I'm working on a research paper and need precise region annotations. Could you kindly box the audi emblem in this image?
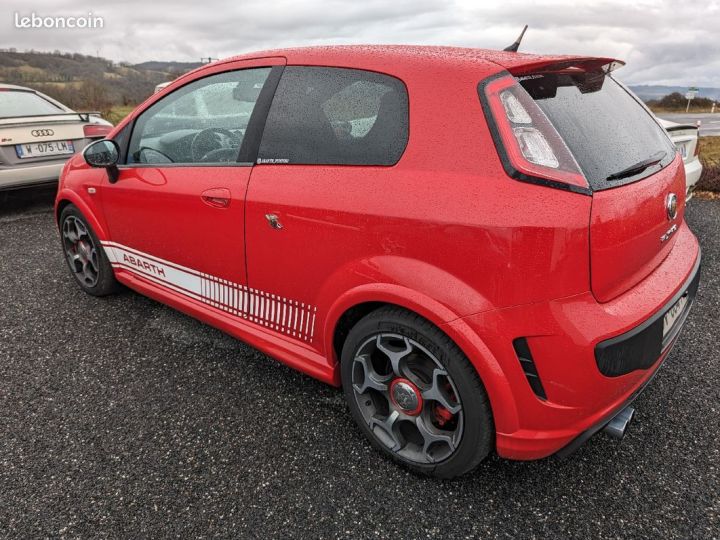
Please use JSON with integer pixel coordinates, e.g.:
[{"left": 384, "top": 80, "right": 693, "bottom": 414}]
[{"left": 31, "top": 129, "right": 54, "bottom": 137}]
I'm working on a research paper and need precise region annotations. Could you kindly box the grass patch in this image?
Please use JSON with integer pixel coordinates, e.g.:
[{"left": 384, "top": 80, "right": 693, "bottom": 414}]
[
  {"left": 699, "top": 137, "right": 720, "bottom": 166},
  {"left": 698, "top": 137, "right": 720, "bottom": 192},
  {"left": 104, "top": 105, "right": 135, "bottom": 125},
  {"left": 695, "top": 191, "right": 720, "bottom": 200}
]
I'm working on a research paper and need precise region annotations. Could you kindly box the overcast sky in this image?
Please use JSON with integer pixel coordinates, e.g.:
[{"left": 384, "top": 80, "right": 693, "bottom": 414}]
[{"left": 2, "top": 0, "right": 718, "bottom": 86}]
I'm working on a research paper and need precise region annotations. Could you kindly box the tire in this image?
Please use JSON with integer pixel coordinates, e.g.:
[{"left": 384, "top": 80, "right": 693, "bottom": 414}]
[
  {"left": 340, "top": 306, "right": 494, "bottom": 478},
  {"left": 59, "top": 204, "right": 119, "bottom": 296}
]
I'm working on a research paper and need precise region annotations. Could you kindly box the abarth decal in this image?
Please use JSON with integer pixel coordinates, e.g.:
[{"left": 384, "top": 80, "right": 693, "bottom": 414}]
[{"left": 101, "top": 241, "right": 317, "bottom": 342}]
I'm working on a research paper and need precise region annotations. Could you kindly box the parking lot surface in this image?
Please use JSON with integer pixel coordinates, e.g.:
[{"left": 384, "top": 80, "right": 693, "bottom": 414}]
[{"left": 0, "top": 188, "right": 718, "bottom": 539}]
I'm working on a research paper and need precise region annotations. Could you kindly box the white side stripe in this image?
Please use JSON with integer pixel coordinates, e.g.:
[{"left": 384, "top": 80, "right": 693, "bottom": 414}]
[{"left": 102, "top": 242, "right": 317, "bottom": 343}]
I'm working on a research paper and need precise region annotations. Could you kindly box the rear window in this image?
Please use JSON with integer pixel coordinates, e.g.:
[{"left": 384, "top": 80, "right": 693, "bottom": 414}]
[
  {"left": 258, "top": 67, "right": 409, "bottom": 166},
  {"left": 519, "top": 73, "right": 675, "bottom": 190},
  {"left": 0, "top": 90, "right": 64, "bottom": 118}
]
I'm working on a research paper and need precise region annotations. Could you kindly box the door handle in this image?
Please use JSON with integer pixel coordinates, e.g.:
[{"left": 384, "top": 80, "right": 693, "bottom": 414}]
[
  {"left": 265, "top": 213, "right": 283, "bottom": 230},
  {"left": 201, "top": 188, "right": 231, "bottom": 208}
]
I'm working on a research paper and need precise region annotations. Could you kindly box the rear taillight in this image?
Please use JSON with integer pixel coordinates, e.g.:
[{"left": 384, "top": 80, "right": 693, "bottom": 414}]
[
  {"left": 83, "top": 124, "right": 112, "bottom": 138},
  {"left": 694, "top": 140, "right": 700, "bottom": 157},
  {"left": 480, "top": 74, "right": 590, "bottom": 194}
]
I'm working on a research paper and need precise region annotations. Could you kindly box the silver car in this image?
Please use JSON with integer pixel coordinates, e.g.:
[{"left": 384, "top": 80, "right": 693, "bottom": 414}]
[{"left": 0, "top": 84, "right": 113, "bottom": 191}]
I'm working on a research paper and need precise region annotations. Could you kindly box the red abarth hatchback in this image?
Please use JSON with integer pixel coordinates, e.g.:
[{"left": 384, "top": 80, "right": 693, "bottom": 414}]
[{"left": 55, "top": 46, "right": 701, "bottom": 478}]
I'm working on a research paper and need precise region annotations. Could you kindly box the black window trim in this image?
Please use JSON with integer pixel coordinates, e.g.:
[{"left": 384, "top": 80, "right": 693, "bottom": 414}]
[
  {"left": 238, "top": 65, "right": 284, "bottom": 163},
  {"left": 116, "top": 65, "right": 283, "bottom": 169}
]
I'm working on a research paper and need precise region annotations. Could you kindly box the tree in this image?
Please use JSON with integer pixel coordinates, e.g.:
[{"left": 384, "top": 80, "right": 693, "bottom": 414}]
[{"left": 77, "top": 79, "right": 113, "bottom": 114}]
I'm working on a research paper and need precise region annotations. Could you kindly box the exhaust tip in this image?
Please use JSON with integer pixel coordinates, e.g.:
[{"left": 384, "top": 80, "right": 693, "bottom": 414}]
[{"left": 603, "top": 406, "right": 635, "bottom": 440}]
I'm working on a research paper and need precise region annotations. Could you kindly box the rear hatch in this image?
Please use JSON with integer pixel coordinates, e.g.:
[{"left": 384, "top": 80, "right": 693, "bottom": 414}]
[{"left": 505, "top": 60, "right": 683, "bottom": 302}]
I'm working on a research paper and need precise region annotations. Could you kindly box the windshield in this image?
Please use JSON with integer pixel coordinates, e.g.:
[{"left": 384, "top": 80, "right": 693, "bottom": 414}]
[
  {"left": 519, "top": 73, "right": 675, "bottom": 190},
  {"left": 0, "top": 90, "right": 65, "bottom": 119}
]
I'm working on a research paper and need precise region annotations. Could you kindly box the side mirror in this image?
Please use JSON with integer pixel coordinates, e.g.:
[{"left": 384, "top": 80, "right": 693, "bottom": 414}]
[{"left": 83, "top": 139, "right": 120, "bottom": 183}]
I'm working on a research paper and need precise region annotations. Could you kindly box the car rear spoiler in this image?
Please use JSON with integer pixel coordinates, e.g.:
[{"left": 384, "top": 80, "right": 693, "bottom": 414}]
[
  {"left": 508, "top": 57, "right": 625, "bottom": 77},
  {"left": 0, "top": 111, "right": 102, "bottom": 126},
  {"left": 664, "top": 124, "right": 699, "bottom": 132}
]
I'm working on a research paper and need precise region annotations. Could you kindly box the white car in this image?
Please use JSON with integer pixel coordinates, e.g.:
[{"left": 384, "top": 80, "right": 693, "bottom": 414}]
[
  {"left": 659, "top": 118, "right": 703, "bottom": 200},
  {"left": 154, "top": 81, "right": 171, "bottom": 94},
  {"left": 0, "top": 84, "right": 113, "bottom": 191}
]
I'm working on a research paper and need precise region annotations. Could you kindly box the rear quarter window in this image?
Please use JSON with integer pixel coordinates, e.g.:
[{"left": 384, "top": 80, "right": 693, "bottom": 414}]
[
  {"left": 258, "top": 67, "right": 409, "bottom": 166},
  {"left": 0, "top": 90, "right": 64, "bottom": 118}
]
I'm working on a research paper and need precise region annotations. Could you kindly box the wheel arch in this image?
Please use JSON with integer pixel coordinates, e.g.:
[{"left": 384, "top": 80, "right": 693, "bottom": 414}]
[
  {"left": 55, "top": 189, "right": 109, "bottom": 241},
  {"left": 325, "top": 286, "right": 520, "bottom": 435},
  {"left": 55, "top": 198, "right": 72, "bottom": 222}
]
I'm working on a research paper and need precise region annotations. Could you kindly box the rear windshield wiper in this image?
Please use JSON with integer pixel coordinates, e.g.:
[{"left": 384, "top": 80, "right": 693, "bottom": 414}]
[{"left": 606, "top": 151, "right": 666, "bottom": 181}]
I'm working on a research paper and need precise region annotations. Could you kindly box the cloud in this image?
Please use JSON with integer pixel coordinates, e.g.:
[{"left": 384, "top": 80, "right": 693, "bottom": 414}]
[{"left": 1, "top": 0, "right": 717, "bottom": 86}]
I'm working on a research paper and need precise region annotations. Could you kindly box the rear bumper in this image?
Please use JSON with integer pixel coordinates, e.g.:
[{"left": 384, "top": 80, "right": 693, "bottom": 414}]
[
  {"left": 556, "top": 252, "right": 700, "bottom": 458},
  {"left": 455, "top": 222, "right": 701, "bottom": 460},
  {"left": 684, "top": 157, "right": 702, "bottom": 200},
  {"left": 594, "top": 255, "right": 701, "bottom": 378},
  {"left": 0, "top": 161, "right": 64, "bottom": 190}
]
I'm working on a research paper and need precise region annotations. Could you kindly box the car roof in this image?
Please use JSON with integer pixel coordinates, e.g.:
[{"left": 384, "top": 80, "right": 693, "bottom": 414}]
[
  {"left": 186, "top": 45, "right": 620, "bottom": 78},
  {"left": 230, "top": 45, "right": 603, "bottom": 67}
]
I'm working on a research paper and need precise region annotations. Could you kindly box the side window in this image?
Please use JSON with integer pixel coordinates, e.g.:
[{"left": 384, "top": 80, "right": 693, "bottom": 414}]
[
  {"left": 127, "top": 68, "right": 271, "bottom": 165},
  {"left": 258, "top": 67, "right": 408, "bottom": 166}
]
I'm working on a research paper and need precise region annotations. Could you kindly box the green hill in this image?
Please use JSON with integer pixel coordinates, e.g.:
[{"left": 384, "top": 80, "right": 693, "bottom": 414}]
[{"left": 0, "top": 50, "right": 201, "bottom": 114}]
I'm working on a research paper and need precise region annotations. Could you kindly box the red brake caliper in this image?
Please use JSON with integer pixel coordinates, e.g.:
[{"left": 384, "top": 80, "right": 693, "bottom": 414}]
[
  {"left": 433, "top": 403, "right": 454, "bottom": 427},
  {"left": 433, "top": 383, "right": 457, "bottom": 427}
]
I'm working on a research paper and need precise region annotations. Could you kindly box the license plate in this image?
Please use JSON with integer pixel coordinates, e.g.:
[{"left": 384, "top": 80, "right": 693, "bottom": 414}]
[
  {"left": 663, "top": 294, "right": 688, "bottom": 338},
  {"left": 15, "top": 140, "right": 75, "bottom": 159}
]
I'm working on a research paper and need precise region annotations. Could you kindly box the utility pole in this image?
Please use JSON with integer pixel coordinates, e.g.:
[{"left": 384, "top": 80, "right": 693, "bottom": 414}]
[{"left": 685, "top": 87, "right": 698, "bottom": 113}]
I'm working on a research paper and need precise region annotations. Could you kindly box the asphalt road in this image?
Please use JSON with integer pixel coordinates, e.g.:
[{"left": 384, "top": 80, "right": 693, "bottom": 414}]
[
  {"left": 0, "top": 188, "right": 718, "bottom": 539},
  {"left": 659, "top": 113, "right": 720, "bottom": 136}
]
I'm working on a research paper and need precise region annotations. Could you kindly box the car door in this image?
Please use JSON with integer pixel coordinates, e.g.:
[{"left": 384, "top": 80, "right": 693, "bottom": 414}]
[
  {"left": 100, "top": 58, "right": 284, "bottom": 309},
  {"left": 245, "top": 67, "right": 409, "bottom": 347}
]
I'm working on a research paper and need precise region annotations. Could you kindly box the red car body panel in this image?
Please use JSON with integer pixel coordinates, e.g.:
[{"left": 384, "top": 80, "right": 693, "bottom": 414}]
[
  {"left": 590, "top": 156, "right": 686, "bottom": 302},
  {"left": 101, "top": 166, "right": 250, "bottom": 286},
  {"left": 55, "top": 45, "right": 700, "bottom": 461},
  {"left": 456, "top": 222, "right": 698, "bottom": 458}
]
